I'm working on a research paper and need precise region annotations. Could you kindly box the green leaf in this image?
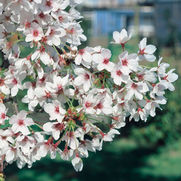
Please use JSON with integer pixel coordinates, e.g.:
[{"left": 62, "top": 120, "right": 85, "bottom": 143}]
[
  {"left": 0, "top": 51, "right": 3, "bottom": 67},
  {"left": 0, "top": 120, "right": 10, "bottom": 129},
  {"left": 16, "top": 90, "right": 29, "bottom": 111},
  {"left": 19, "top": 43, "right": 36, "bottom": 58}
]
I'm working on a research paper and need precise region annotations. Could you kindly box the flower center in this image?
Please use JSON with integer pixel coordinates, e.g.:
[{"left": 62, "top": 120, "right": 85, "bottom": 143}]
[
  {"left": 55, "top": 123, "right": 64, "bottom": 130},
  {"left": 103, "top": 58, "right": 109, "bottom": 65},
  {"left": 58, "top": 16, "right": 64, "bottom": 22},
  {"left": 122, "top": 59, "right": 128, "bottom": 66},
  {"left": 139, "top": 48, "right": 145, "bottom": 55},
  {"left": 85, "top": 102, "right": 92, "bottom": 108},
  {"left": 79, "top": 49, "right": 84, "bottom": 55},
  {"left": 12, "top": 78, "right": 18, "bottom": 85},
  {"left": 1, "top": 113, "right": 5, "bottom": 119},
  {"left": 18, "top": 119, "right": 24, "bottom": 126},
  {"left": 33, "top": 30, "right": 39, "bottom": 37},
  {"left": 46, "top": 0, "right": 52, "bottom": 7},
  {"left": 0, "top": 78, "right": 4, "bottom": 86},
  {"left": 116, "top": 70, "right": 122, "bottom": 76},
  {"left": 39, "top": 12, "right": 45, "bottom": 19},
  {"left": 55, "top": 106, "right": 59, "bottom": 114},
  {"left": 96, "top": 102, "right": 103, "bottom": 109},
  {"left": 131, "top": 83, "right": 138, "bottom": 89},
  {"left": 84, "top": 73, "right": 90, "bottom": 80}
]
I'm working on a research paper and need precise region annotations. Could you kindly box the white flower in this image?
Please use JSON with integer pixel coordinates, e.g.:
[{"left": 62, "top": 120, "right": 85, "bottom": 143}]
[
  {"left": 44, "top": 101, "right": 66, "bottom": 122},
  {"left": 160, "top": 69, "right": 178, "bottom": 91},
  {"left": 82, "top": 94, "right": 96, "bottom": 114},
  {"left": 125, "top": 81, "right": 149, "bottom": 101},
  {"left": 60, "top": 146, "right": 73, "bottom": 161},
  {"left": 16, "top": 135, "right": 35, "bottom": 156},
  {"left": 74, "top": 68, "right": 92, "bottom": 92},
  {"left": 112, "top": 29, "right": 131, "bottom": 47},
  {"left": 46, "top": 74, "right": 69, "bottom": 94},
  {"left": 45, "top": 25, "right": 66, "bottom": 46},
  {"left": 119, "top": 51, "right": 138, "bottom": 74},
  {"left": 34, "top": 0, "right": 42, "bottom": 3},
  {"left": 63, "top": 131, "right": 79, "bottom": 150},
  {"left": 51, "top": 10, "right": 70, "bottom": 24},
  {"left": 150, "top": 82, "right": 166, "bottom": 99},
  {"left": 40, "top": 0, "right": 60, "bottom": 14},
  {"left": 102, "top": 129, "right": 120, "bottom": 142},
  {"left": 5, "top": 147, "right": 17, "bottom": 164},
  {"left": 31, "top": 45, "right": 53, "bottom": 65},
  {"left": 43, "top": 122, "right": 64, "bottom": 140},
  {"left": 25, "top": 23, "right": 44, "bottom": 42},
  {"left": 111, "top": 65, "right": 129, "bottom": 86},
  {"left": 0, "top": 103, "right": 8, "bottom": 124},
  {"left": 138, "top": 38, "right": 156, "bottom": 62},
  {"left": 94, "top": 95, "right": 113, "bottom": 115},
  {"left": 93, "top": 48, "right": 114, "bottom": 72},
  {"left": 36, "top": 10, "right": 52, "bottom": 26},
  {"left": 71, "top": 155, "right": 83, "bottom": 172},
  {"left": 9, "top": 111, "right": 34, "bottom": 135},
  {"left": 156, "top": 58, "right": 170, "bottom": 77},
  {"left": 130, "top": 107, "right": 148, "bottom": 122},
  {"left": 0, "top": 77, "right": 10, "bottom": 95},
  {"left": 75, "top": 48, "right": 92, "bottom": 68},
  {"left": 64, "top": 22, "right": 87, "bottom": 46},
  {"left": 144, "top": 97, "right": 167, "bottom": 117},
  {"left": 5, "top": 71, "right": 26, "bottom": 97}
]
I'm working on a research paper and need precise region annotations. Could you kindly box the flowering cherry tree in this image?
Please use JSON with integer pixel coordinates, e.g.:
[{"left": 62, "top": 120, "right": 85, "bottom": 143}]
[{"left": 0, "top": 0, "right": 178, "bottom": 178}]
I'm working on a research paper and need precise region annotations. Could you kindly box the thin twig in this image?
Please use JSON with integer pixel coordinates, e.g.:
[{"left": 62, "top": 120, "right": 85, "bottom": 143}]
[{"left": 0, "top": 155, "right": 5, "bottom": 181}]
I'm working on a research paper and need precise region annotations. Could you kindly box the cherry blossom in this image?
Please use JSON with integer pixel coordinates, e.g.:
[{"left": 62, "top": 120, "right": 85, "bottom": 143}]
[
  {"left": 25, "top": 23, "right": 44, "bottom": 43},
  {"left": 125, "top": 81, "right": 149, "bottom": 100},
  {"left": 0, "top": 103, "right": 8, "bottom": 124},
  {"left": 74, "top": 68, "right": 92, "bottom": 92},
  {"left": 119, "top": 51, "right": 138, "bottom": 74},
  {"left": 138, "top": 38, "right": 156, "bottom": 62},
  {"left": 75, "top": 48, "right": 92, "bottom": 68},
  {"left": 112, "top": 29, "right": 131, "bottom": 48},
  {"left": 111, "top": 65, "right": 129, "bottom": 86},
  {"left": 93, "top": 48, "right": 114, "bottom": 72},
  {"left": 44, "top": 101, "right": 66, "bottom": 122},
  {"left": 43, "top": 121, "right": 64, "bottom": 140},
  {"left": 9, "top": 111, "right": 34, "bottom": 135},
  {"left": 71, "top": 155, "right": 83, "bottom": 172},
  {"left": 0, "top": 0, "right": 178, "bottom": 174}
]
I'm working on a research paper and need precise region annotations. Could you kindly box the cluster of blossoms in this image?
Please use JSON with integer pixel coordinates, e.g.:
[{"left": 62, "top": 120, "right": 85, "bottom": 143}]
[{"left": 0, "top": 0, "right": 178, "bottom": 173}]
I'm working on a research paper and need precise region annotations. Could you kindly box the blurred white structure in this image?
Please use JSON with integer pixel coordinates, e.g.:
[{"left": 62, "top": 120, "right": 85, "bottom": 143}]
[{"left": 82, "top": 0, "right": 155, "bottom": 38}]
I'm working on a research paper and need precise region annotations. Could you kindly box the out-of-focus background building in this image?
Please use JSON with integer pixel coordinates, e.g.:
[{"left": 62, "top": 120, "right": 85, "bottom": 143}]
[
  {"left": 5, "top": 1, "right": 181, "bottom": 181},
  {"left": 81, "top": 0, "right": 181, "bottom": 49}
]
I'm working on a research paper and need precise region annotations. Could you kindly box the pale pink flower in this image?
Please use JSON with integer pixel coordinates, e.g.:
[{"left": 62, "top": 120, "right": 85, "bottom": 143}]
[
  {"left": 9, "top": 111, "right": 34, "bottom": 135},
  {"left": 93, "top": 48, "right": 114, "bottom": 72},
  {"left": 43, "top": 122, "right": 64, "bottom": 140},
  {"left": 74, "top": 68, "right": 92, "bottom": 92},
  {"left": 72, "top": 155, "right": 83, "bottom": 172},
  {"left": 75, "top": 48, "right": 92, "bottom": 68},
  {"left": 138, "top": 38, "right": 156, "bottom": 62},
  {"left": 25, "top": 23, "right": 44, "bottom": 42},
  {"left": 125, "top": 81, "right": 149, "bottom": 101},
  {"left": 112, "top": 29, "right": 131, "bottom": 47},
  {"left": 119, "top": 51, "right": 138, "bottom": 74},
  {"left": 44, "top": 101, "right": 66, "bottom": 122},
  {"left": 111, "top": 65, "right": 129, "bottom": 86},
  {"left": 0, "top": 103, "right": 8, "bottom": 124}
]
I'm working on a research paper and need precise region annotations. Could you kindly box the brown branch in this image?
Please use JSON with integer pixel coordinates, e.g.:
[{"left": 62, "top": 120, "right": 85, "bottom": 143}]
[{"left": 0, "top": 155, "right": 5, "bottom": 181}]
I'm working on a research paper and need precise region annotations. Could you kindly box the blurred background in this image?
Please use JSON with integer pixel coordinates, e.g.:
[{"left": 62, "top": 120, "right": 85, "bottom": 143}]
[{"left": 5, "top": 0, "right": 181, "bottom": 180}]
